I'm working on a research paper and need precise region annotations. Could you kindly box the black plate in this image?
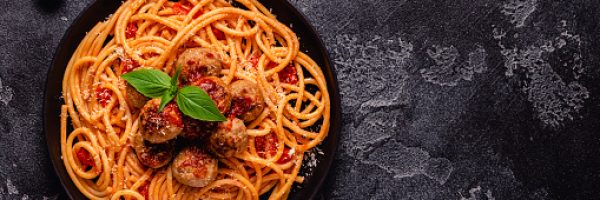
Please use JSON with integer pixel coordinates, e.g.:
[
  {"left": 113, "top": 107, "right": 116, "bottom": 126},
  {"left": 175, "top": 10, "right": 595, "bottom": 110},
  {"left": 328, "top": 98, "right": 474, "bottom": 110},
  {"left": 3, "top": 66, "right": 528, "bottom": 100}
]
[{"left": 43, "top": 0, "right": 341, "bottom": 199}]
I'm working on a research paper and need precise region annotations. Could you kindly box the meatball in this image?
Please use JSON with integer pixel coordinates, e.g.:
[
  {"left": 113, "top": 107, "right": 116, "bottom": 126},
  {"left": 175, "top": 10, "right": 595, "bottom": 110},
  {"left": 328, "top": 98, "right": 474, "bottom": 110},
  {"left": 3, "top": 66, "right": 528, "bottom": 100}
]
[
  {"left": 209, "top": 117, "right": 248, "bottom": 158},
  {"left": 172, "top": 146, "right": 219, "bottom": 187},
  {"left": 125, "top": 83, "right": 148, "bottom": 110},
  {"left": 229, "top": 80, "right": 265, "bottom": 122},
  {"left": 122, "top": 67, "right": 151, "bottom": 110},
  {"left": 140, "top": 99, "right": 184, "bottom": 143},
  {"left": 177, "top": 48, "right": 223, "bottom": 84},
  {"left": 191, "top": 76, "right": 232, "bottom": 113},
  {"left": 132, "top": 132, "right": 174, "bottom": 168},
  {"left": 181, "top": 116, "right": 217, "bottom": 141}
]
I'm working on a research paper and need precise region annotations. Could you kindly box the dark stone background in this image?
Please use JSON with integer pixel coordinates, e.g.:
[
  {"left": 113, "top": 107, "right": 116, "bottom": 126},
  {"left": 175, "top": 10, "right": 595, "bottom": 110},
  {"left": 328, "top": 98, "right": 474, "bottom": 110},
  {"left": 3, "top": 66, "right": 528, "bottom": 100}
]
[{"left": 1, "top": 0, "right": 600, "bottom": 199}]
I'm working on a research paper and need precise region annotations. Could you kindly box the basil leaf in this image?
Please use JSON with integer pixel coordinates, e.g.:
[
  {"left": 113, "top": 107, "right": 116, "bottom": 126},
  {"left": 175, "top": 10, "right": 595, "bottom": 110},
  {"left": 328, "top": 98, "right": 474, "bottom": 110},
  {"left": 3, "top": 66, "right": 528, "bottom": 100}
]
[
  {"left": 171, "top": 66, "right": 181, "bottom": 88},
  {"left": 158, "top": 92, "right": 175, "bottom": 112},
  {"left": 158, "top": 66, "right": 182, "bottom": 112},
  {"left": 176, "top": 86, "right": 226, "bottom": 121},
  {"left": 121, "top": 69, "right": 171, "bottom": 98}
]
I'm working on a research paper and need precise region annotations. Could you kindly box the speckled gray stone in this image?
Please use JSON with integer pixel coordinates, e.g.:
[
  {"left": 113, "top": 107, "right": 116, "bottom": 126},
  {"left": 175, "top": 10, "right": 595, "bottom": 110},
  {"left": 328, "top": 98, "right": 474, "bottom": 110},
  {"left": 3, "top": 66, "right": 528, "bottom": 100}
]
[{"left": 2, "top": 0, "right": 600, "bottom": 199}]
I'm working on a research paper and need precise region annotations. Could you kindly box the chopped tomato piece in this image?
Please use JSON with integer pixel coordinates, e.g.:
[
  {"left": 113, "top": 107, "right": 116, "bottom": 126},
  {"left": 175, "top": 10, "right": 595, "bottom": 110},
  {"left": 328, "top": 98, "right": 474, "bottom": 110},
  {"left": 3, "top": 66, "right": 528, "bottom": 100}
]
[
  {"left": 255, "top": 133, "right": 278, "bottom": 158},
  {"left": 76, "top": 149, "right": 95, "bottom": 170},
  {"left": 95, "top": 87, "right": 112, "bottom": 107},
  {"left": 138, "top": 181, "right": 150, "bottom": 199},
  {"left": 229, "top": 97, "right": 253, "bottom": 117},
  {"left": 120, "top": 57, "right": 140, "bottom": 74},
  {"left": 278, "top": 64, "right": 298, "bottom": 85},
  {"left": 266, "top": 61, "right": 277, "bottom": 70},
  {"left": 276, "top": 148, "right": 293, "bottom": 164},
  {"left": 212, "top": 27, "right": 225, "bottom": 40},
  {"left": 125, "top": 23, "right": 137, "bottom": 39},
  {"left": 173, "top": 2, "right": 191, "bottom": 15},
  {"left": 196, "top": 78, "right": 219, "bottom": 97},
  {"left": 162, "top": 103, "right": 184, "bottom": 128}
]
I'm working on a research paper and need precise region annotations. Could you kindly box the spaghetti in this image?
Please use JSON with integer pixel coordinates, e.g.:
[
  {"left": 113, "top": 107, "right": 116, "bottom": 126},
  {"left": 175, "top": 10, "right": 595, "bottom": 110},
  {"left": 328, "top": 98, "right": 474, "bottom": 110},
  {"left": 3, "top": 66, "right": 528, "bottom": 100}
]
[{"left": 59, "top": 0, "right": 331, "bottom": 199}]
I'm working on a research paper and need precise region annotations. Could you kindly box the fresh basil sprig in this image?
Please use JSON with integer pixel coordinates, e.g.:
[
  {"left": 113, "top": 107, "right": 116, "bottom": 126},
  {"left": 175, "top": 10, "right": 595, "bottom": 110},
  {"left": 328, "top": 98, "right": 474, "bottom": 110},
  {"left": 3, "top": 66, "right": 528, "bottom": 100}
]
[
  {"left": 121, "top": 69, "right": 171, "bottom": 98},
  {"left": 177, "top": 86, "right": 226, "bottom": 122},
  {"left": 121, "top": 67, "right": 226, "bottom": 121},
  {"left": 157, "top": 67, "right": 180, "bottom": 112}
]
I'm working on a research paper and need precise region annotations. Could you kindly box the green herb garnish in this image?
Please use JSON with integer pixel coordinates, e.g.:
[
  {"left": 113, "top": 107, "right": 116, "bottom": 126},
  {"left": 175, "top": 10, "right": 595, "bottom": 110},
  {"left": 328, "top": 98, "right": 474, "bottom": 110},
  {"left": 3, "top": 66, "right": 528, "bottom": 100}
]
[
  {"left": 121, "top": 67, "right": 226, "bottom": 121},
  {"left": 121, "top": 68, "right": 171, "bottom": 98},
  {"left": 177, "top": 86, "right": 226, "bottom": 122}
]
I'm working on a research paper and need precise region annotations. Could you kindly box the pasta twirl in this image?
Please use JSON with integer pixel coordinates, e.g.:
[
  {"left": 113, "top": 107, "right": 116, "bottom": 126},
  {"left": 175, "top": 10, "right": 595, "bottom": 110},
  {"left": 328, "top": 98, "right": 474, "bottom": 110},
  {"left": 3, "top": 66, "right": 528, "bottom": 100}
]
[{"left": 60, "top": 0, "right": 330, "bottom": 199}]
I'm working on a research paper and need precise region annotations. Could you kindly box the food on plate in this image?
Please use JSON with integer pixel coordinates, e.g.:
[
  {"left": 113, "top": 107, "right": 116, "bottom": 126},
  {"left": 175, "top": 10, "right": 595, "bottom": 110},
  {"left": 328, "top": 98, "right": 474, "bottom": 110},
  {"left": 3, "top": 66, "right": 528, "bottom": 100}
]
[
  {"left": 59, "top": 0, "right": 331, "bottom": 199},
  {"left": 171, "top": 146, "right": 219, "bottom": 187},
  {"left": 132, "top": 132, "right": 174, "bottom": 169},
  {"left": 208, "top": 117, "right": 248, "bottom": 158},
  {"left": 140, "top": 99, "right": 184, "bottom": 143}
]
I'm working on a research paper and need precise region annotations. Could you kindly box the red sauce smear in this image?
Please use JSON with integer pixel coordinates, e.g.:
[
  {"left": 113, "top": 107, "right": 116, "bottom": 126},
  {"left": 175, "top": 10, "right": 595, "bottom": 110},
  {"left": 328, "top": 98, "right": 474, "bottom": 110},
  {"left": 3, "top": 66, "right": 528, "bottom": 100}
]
[
  {"left": 95, "top": 87, "right": 112, "bottom": 107},
  {"left": 187, "top": 63, "right": 207, "bottom": 83},
  {"left": 193, "top": 78, "right": 228, "bottom": 112},
  {"left": 255, "top": 133, "right": 276, "bottom": 157},
  {"left": 248, "top": 54, "right": 259, "bottom": 68},
  {"left": 120, "top": 57, "right": 140, "bottom": 74},
  {"left": 194, "top": 10, "right": 205, "bottom": 18},
  {"left": 255, "top": 133, "right": 293, "bottom": 163},
  {"left": 206, "top": 52, "right": 215, "bottom": 59},
  {"left": 138, "top": 181, "right": 150, "bottom": 199},
  {"left": 125, "top": 23, "right": 138, "bottom": 39},
  {"left": 173, "top": 1, "right": 204, "bottom": 18},
  {"left": 76, "top": 148, "right": 95, "bottom": 170},
  {"left": 173, "top": 2, "right": 191, "bottom": 15},
  {"left": 266, "top": 61, "right": 277, "bottom": 70},
  {"left": 212, "top": 27, "right": 225, "bottom": 40},
  {"left": 179, "top": 148, "right": 210, "bottom": 178},
  {"left": 196, "top": 78, "right": 219, "bottom": 96},
  {"left": 162, "top": 103, "right": 184, "bottom": 128},
  {"left": 230, "top": 97, "right": 252, "bottom": 117},
  {"left": 277, "top": 148, "right": 292, "bottom": 164},
  {"left": 278, "top": 64, "right": 298, "bottom": 85}
]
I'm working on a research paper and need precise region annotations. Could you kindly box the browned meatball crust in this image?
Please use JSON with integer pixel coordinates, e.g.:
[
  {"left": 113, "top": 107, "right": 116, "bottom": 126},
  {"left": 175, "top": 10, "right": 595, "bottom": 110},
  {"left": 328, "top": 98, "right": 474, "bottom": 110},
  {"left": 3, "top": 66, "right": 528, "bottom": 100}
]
[
  {"left": 229, "top": 80, "right": 265, "bottom": 122},
  {"left": 209, "top": 117, "right": 248, "bottom": 158},
  {"left": 122, "top": 67, "right": 152, "bottom": 110},
  {"left": 140, "top": 99, "right": 184, "bottom": 143},
  {"left": 191, "top": 76, "right": 232, "bottom": 113},
  {"left": 125, "top": 83, "right": 148, "bottom": 110},
  {"left": 177, "top": 48, "right": 223, "bottom": 84},
  {"left": 132, "top": 132, "right": 174, "bottom": 168},
  {"left": 180, "top": 116, "right": 217, "bottom": 141},
  {"left": 172, "top": 146, "right": 219, "bottom": 187}
]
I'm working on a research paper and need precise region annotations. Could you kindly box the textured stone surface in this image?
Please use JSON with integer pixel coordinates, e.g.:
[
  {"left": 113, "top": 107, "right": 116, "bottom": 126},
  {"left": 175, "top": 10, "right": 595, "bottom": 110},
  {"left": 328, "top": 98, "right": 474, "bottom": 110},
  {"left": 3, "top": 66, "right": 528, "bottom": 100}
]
[{"left": 2, "top": 0, "right": 600, "bottom": 199}]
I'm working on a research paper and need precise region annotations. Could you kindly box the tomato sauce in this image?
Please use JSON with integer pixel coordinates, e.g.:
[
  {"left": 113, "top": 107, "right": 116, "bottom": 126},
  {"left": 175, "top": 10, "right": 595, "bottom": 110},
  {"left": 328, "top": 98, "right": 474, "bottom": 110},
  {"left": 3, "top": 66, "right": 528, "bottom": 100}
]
[
  {"left": 255, "top": 133, "right": 293, "bottom": 163},
  {"left": 173, "top": 1, "right": 204, "bottom": 18},
  {"left": 138, "top": 181, "right": 150, "bottom": 199},
  {"left": 125, "top": 23, "right": 138, "bottom": 39},
  {"left": 196, "top": 78, "right": 219, "bottom": 96},
  {"left": 95, "top": 87, "right": 112, "bottom": 107},
  {"left": 178, "top": 148, "right": 210, "bottom": 178},
  {"left": 212, "top": 27, "right": 225, "bottom": 40},
  {"left": 120, "top": 57, "right": 140, "bottom": 74},
  {"left": 76, "top": 148, "right": 95, "bottom": 170},
  {"left": 173, "top": 2, "right": 191, "bottom": 15},
  {"left": 276, "top": 148, "right": 292, "bottom": 164},
  {"left": 230, "top": 97, "right": 252, "bottom": 117},
  {"left": 162, "top": 103, "right": 184, "bottom": 128},
  {"left": 278, "top": 64, "right": 298, "bottom": 85},
  {"left": 265, "top": 62, "right": 298, "bottom": 85}
]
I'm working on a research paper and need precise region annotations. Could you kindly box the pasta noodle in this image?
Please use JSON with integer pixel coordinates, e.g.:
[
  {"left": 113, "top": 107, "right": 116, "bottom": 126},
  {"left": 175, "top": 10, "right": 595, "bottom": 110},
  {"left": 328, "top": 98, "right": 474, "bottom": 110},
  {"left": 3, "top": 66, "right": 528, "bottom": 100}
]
[{"left": 60, "top": 0, "right": 330, "bottom": 199}]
